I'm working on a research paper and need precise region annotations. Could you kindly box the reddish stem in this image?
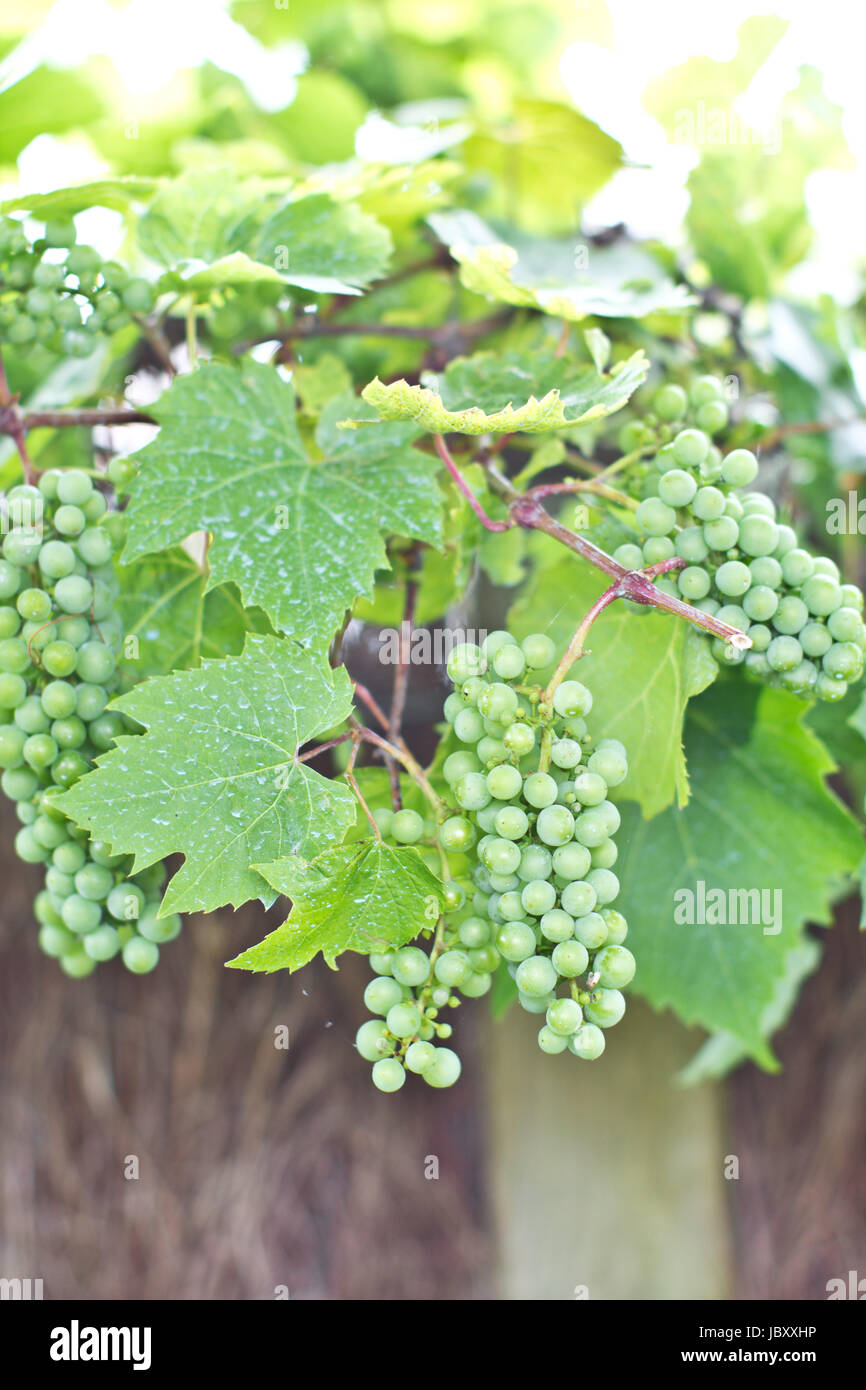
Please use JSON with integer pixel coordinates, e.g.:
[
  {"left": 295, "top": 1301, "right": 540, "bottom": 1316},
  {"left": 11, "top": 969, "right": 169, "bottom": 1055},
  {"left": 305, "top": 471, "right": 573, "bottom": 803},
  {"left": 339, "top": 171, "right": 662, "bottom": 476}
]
[{"left": 433, "top": 434, "right": 512, "bottom": 532}]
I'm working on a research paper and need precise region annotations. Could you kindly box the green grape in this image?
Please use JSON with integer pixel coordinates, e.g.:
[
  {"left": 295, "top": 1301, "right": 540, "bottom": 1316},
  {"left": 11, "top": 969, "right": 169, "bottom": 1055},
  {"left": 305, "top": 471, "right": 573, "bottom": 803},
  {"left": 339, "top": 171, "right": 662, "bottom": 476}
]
[
  {"left": 568, "top": 1024, "right": 606, "bottom": 1059},
  {"left": 439, "top": 815, "right": 475, "bottom": 852},
  {"left": 583, "top": 988, "right": 626, "bottom": 1028},
  {"left": 503, "top": 722, "right": 535, "bottom": 756},
  {"left": 654, "top": 383, "right": 687, "bottom": 420},
  {"left": 59, "top": 950, "right": 97, "bottom": 979},
  {"left": 551, "top": 842, "right": 592, "bottom": 880},
  {"left": 422, "top": 1047, "right": 461, "bottom": 1088},
  {"left": 678, "top": 566, "right": 710, "bottom": 601},
  {"left": 0, "top": 670, "right": 26, "bottom": 715},
  {"left": 636, "top": 497, "right": 676, "bottom": 536},
  {"left": 742, "top": 586, "right": 778, "bottom": 622},
  {"left": 23, "top": 733, "right": 57, "bottom": 770},
  {"left": 601, "top": 908, "right": 628, "bottom": 944},
  {"left": 772, "top": 595, "right": 809, "bottom": 635},
  {"left": 443, "top": 750, "right": 481, "bottom": 784},
  {"left": 493, "top": 644, "right": 526, "bottom": 680},
  {"left": 536, "top": 804, "right": 575, "bottom": 846},
  {"left": 538, "top": 1025, "right": 569, "bottom": 1054},
  {"left": 481, "top": 837, "right": 521, "bottom": 875},
  {"left": 695, "top": 400, "right": 728, "bottom": 434},
  {"left": 780, "top": 549, "right": 814, "bottom": 587},
  {"left": 453, "top": 707, "right": 485, "bottom": 743},
  {"left": 433, "top": 950, "right": 472, "bottom": 987},
  {"left": 658, "top": 468, "right": 697, "bottom": 508},
  {"left": 586, "top": 868, "right": 619, "bottom": 905},
  {"left": 83, "top": 925, "right": 122, "bottom": 961},
  {"left": 497, "top": 922, "right": 537, "bottom": 962},
  {"left": 703, "top": 516, "right": 739, "bottom": 552},
  {"left": 53, "top": 841, "right": 86, "bottom": 873},
  {"left": 587, "top": 747, "right": 627, "bottom": 786},
  {"left": 458, "top": 917, "right": 489, "bottom": 948},
  {"left": 546, "top": 997, "right": 583, "bottom": 1036},
  {"left": 15, "top": 826, "right": 48, "bottom": 862},
  {"left": 61, "top": 894, "right": 101, "bottom": 934},
  {"left": 405, "top": 1040, "right": 436, "bottom": 1074},
  {"left": 571, "top": 771, "right": 606, "bottom": 806},
  {"left": 672, "top": 428, "right": 710, "bottom": 467},
  {"left": 355, "top": 1020, "right": 391, "bottom": 1061},
  {"left": 815, "top": 672, "right": 847, "bottom": 701},
  {"left": 551, "top": 938, "right": 589, "bottom": 977},
  {"left": 391, "top": 946, "right": 429, "bottom": 986},
  {"left": 76, "top": 528, "right": 113, "bottom": 568},
  {"left": 715, "top": 560, "right": 751, "bottom": 598},
  {"left": 823, "top": 642, "right": 863, "bottom": 680},
  {"left": 801, "top": 575, "right": 841, "bottom": 618},
  {"left": 692, "top": 486, "right": 726, "bottom": 521},
  {"left": 40, "top": 680, "right": 76, "bottom": 718},
  {"left": 799, "top": 622, "right": 832, "bottom": 658},
  {"left": 476, "top": 735, "right": 506, "bottom": 764},
  {"left": 74, "top": 683, "right": 108, "bottom": 720},
  {"left": 486, "top": 763, "right": 522, "bottom": 800},
  {"left": 720, "top": 449, "right": 758, "bottom": 487},
  {"left": 391, "top": 809, "right": 424, "bottom": 843},
  {"left": 515, "top": 955, "right": 558, "bottom": 997},
  {"left": 549, "top": 737, "right": 581, "bottom": 770},
  {"left": 561, "top": 879, "right": 597, "bottom": 917},
  {"left": 573, "top": 912, "right": 608, "bottom": 950},
  {"left": 675, "top": 527, "right": 710, "bottom": 563},
  {"left": 642, "top": 536, "right": 675, "bottom": 565},
  {"left": 767, "top": 635, "right": 803, "bottom": 672},
  {"left": 122, "top": 934, "right": 160, "bottom": 973},
  {"left": 522, "top": 771, "right": 558, "bottom": 807},
  {"left": 592, "top": 944, "right": 636, "bottom": 988},
  {"left": 518, "top": 844, "right": 553, "bottom": 881},
  {"left": 539, "top": 908, "right": 574, "bottom": 943},
  {"left": 494, "top": 804, "right": 529, "bottom": 840},
  {"left": 551, "top": 681, "right": 592, "bottom": 718},
  {"left": 613, "top": 543, "right": 644, "bottom": 569},
  {"left": 521, "top": 879, "right": 557, "bottom": 917},
  {"left": 828, "top": 607, "right": 863, "bottom": 643},
  {"left": 446, "top": 643, "right": 484, "bottom": 683}
]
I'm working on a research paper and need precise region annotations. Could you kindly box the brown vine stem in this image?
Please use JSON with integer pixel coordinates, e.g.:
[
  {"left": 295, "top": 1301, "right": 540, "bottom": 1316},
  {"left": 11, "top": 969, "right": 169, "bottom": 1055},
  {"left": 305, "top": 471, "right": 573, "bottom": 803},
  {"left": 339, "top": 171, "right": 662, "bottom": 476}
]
[
  {"left": 527, "top": 478, "right": 638, "bottom": 511},
  {"left": 433, "top": 433, "right": 512, "bottom": 531},
  {"left": 296, "top": 733, "right": 353, "bottom": 764},
  {"left": 485, "top": 468, "right": 753, "bottom": 651},
  {"left": 354, "top": 722, "right": 447, "bottom": 819},
  {"left": 344, "top": 735, "right": 382, "bottom": 839},
  {"left": 758, "top": 417, "right": 860, "bottom": 454},
  {"left": 20, "top": 407, "right": 155, "bottom": 429},
  {"left": 387, "top": 560, "right": 420, "bottom": 810}
]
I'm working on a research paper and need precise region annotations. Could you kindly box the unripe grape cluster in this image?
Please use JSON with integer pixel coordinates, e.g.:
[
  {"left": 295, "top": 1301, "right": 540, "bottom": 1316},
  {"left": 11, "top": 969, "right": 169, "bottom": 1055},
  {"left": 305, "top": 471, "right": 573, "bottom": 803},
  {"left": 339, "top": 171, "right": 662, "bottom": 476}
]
[
  {"left": 613, "top": 375, "right": 866, "bottom": 702},
  {"left": 355, "top": 630, "right": 635, "bottom": 1092},
  {"left": 0, "top": 470, "right": 181, "bottom": 977},
  {"left": 0, "top": 216, "right": 155, "bottom": 357}
]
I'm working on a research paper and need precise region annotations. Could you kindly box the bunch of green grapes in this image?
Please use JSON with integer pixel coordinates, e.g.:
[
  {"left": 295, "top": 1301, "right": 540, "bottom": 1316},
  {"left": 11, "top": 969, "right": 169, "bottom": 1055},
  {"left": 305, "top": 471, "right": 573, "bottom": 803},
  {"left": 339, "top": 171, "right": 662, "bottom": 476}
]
[
  {"left": 355, "top": 630, "right": 635, "bottom": 1092},
  {"left": 0, "top": 469, "right": 181, "bottom": 978},
  {"left": 612, "top": 376, "right": 865, "bottom": 702},
  {"left": 0, "top": 216, "right": 154, "bottom": 356},
  {"left": 354, "top": 804, "right": 474, "bottom": 1094}
]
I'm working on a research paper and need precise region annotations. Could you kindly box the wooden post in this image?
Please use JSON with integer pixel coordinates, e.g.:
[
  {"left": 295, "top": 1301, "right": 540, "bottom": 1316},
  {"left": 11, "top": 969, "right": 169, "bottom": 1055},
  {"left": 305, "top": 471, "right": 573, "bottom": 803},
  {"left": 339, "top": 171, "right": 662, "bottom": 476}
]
[{"left": 486, "top": 999, "right": 733, "bottom": 1300}]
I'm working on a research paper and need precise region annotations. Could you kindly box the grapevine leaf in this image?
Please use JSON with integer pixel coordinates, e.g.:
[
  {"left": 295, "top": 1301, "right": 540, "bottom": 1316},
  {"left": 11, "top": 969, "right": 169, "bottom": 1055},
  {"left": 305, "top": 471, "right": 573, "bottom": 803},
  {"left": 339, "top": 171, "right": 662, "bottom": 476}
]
[
  {"left": 428, "top": 210, "right": 695, "bottom": 320},
  {"left": 463, "top": 100, "right": 623, "bottom": 235},
  {"left": 617, "top": 684, "right": 864, "bottom": 1061},
  {"left": 251, "top": 193, "right": 393, "bottom": 294},
  {"left": 121, "top": 360, "right": 444, "bottom": 648},
  {"left": 508, "top": 555, "right": 717, "bottom": 816},
  {"left": 226, "top": 841, "right": 444, "bottom": 972},
  {"left": 54, "top": 635, "right": 357, "bottom": 915},
  {"left": 354, "top": 349, "right": 648, "bottom": 435},
  {"left": 137, "top": 169, "right": 256, "bottom": 267},
  {"left": 1, "top": 177, "right": 156, "bottom": 218},
  {"left": 115, "top": 548, "right": 271, "bottom": 679},
  {"left": 676, "top": 937, "right": 822, "bottom": 1086},
  {"left": 643, "top": 16, "right": 788, "bottom": 136},
  {"left": 161, "top": 252, "right": 285, "bottom": 296}
]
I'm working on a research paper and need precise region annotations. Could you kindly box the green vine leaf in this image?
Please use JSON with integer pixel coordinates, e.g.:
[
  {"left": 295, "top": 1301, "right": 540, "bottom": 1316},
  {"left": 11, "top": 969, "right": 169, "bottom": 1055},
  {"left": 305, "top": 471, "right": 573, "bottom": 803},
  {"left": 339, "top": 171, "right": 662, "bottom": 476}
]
[
  {"left": 226, "top": 841, "right": 444, "bottom": 972},
  {"left": 428, "top": 210, "right": 695, "bottom": 320},
  {"left": 250, "top": 192, "right": 393, "bottom": 294},
  {"left": 508, "top": 553, "right": 717, "bottom": 816},
  {"left": 55, "top": 635, "right": 357, "bottom": 915},
  {"left": 120, "top": 360, "right": 444, "bottom": 648},
  {"left": 354, "top": 348, "right": 648, "bottom": 435},
  {"left": 115, "top": 548, "right": 271, "bottom": 680},
  {"left": 1, "top": 176, "right": 156, "bottom": 218},
  {"left": 618, "top": 684, "right": 864, "bottom": 1063}
]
